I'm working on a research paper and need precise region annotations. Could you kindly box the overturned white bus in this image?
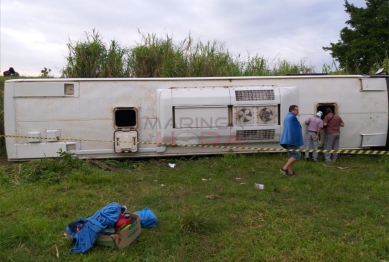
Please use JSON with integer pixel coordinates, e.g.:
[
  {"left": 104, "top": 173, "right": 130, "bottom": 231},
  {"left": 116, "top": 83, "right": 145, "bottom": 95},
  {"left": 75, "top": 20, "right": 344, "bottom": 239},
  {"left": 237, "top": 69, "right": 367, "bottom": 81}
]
[{"left": 3, "top": 74, "right": 389, "bottom": 160}]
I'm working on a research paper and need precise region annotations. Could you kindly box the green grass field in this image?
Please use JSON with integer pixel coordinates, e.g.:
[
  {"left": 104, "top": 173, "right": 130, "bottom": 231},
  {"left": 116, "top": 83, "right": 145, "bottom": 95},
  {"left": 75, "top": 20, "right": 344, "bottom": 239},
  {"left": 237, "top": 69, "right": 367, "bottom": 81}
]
[
  {"left": 0, "top": 152, "right": 388, "bottom": 261},
  {"left": 1, "top": 65, "right": 388, "bottom": 261}
]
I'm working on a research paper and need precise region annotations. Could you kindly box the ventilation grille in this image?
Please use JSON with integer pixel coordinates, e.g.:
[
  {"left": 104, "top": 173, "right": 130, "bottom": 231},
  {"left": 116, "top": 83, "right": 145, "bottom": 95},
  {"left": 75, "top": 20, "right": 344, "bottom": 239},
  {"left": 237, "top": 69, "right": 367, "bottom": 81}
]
[
  {"left": 236, "top": 129, "right": 275, "bottom": 141},
  {"left": 235, "top": 90, "right": 275, "bottom": 101}
]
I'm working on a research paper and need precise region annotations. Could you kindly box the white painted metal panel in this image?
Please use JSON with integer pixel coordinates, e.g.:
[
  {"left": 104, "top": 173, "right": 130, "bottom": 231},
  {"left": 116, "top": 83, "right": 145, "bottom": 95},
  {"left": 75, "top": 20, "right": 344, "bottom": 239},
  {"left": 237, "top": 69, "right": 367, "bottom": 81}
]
[
  {"left": 157, "top": 89, "right": 173, "bottom": 145},
  {"left": 14, "top": 82, "right": 79, "bottom": 97},
  {"left": 278, "top": 86, "right": 299, "bottom": 118},
  {"left": 27, "top": 131, "right": 41, "bottom": 142},
  {"left": 15, "top": 142, "right": 77, "bottom": 159},
  {"left": 360, "top": 78, "right": 387, "bottom": 91},
  {"left": 17, "top": 120, "right": 113, "bottom": 150},
  {"left": 175, "top": 106, "right": 228, "bottom": 128},
  {"left": 159, "top": 88, "right": 232, "bottom": 145},
  {"left": 4, "top": 82, "right": 18, "bottom": 159},
  {"left": 332, "top": 113, "right": 387, "bottom": 148},
  {"left": 173, "top": 128, "right": 232, "bottom": 145},
  {"left": 360, "top": 133, "right": 387, "bottom": 147},
  {"left": 16, "top": 97, "right": 93, "bottom": 121},
  {"left": 46, "top": 129, "right": 60, "bottom": 141},
  {"left": 172, "top": 87, "right": 230, "bottom": 106}
]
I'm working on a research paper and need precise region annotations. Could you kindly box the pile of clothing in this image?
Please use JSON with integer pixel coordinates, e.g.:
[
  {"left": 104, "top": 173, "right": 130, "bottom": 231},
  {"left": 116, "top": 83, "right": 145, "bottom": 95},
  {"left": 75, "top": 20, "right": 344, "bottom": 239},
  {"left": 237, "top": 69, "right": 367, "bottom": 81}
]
[
  {"left": 65, "top": 203, "right": 158, "bottom": 253},
  {"left": 65, "top": 202, "right": 123, "bottom": 253}
]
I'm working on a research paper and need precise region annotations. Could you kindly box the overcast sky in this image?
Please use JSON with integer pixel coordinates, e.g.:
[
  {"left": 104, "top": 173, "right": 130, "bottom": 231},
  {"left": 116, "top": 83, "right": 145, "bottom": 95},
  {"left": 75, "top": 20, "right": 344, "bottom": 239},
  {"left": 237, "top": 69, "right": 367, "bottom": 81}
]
[{"left": 1, "top": 0, "right": 366, "bottom": 77}]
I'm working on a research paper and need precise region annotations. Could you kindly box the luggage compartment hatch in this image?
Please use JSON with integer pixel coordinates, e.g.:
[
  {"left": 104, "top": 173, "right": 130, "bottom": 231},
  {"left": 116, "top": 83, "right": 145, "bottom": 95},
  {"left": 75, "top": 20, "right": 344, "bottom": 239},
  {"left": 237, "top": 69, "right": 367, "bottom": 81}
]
[{"left": 114, "top": 131, "right": 138, "bottom": 153}]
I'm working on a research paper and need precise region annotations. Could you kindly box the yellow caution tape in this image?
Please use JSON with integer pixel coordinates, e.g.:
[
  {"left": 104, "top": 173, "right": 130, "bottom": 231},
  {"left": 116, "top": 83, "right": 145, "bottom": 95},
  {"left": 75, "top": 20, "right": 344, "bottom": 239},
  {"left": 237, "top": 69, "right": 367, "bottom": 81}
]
[{"left": 1, "top": 134, "right": 388, "bottom": 155}]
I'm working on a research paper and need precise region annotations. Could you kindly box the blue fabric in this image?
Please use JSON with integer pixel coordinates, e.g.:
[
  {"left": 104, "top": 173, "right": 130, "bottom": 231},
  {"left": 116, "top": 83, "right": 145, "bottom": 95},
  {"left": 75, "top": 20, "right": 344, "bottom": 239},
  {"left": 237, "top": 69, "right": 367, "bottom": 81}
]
[
  {"left": 285, "top": 145, "right": 302, "bottom": 160},
  {"left": 280, "top": 112, "right": 303, "bottom": 148},
  {"left": 134, "top": 207, "right": 158, "bottom": 228},
  {"left": 66, "top": 202, "right": 121, "bottom": 253}
]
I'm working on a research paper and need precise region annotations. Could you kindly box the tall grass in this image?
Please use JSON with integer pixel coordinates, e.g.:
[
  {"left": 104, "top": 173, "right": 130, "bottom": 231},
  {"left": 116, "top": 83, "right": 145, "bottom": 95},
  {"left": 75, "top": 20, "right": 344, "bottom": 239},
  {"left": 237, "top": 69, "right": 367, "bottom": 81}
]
[
  {"left": 187, "top": 40, "right": 241, "bottom": 77},
  {"left": 100, "top": 40, "right": 131, "bottom": 77},
  {"left": 63, "top": 30, "right": 317, "bottom": 78},
  {"left": 128, "top": 32, "right": 317, "bottom": 77},
  {"left": 128, "top": 32, "right": 189, "bottom": 77},
  {"left": 62, "top": 29, "right": 131, "bottom": 78},
  {"left": 241, "top": 54, "right": 270, "bottom": 76},
  {"left": 62, "top": 30, "right": 389, "bottom": 78}
]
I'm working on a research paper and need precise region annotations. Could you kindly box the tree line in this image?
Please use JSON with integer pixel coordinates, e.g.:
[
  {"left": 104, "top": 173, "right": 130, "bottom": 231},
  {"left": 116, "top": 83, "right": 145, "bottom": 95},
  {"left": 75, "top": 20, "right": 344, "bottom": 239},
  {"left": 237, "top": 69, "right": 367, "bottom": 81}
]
[{"left": 323, "top": 0, "right": 389, "bottom": 74}]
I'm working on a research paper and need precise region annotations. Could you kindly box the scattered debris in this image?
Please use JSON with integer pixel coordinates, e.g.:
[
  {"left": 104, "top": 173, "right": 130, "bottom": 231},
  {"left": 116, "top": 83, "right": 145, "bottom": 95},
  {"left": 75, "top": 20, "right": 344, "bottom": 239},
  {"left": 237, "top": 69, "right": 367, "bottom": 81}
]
[
  {"left": 168, "top": 163, "right": 176, "bottom": 168},
  {"left": 323, "top": 164, "right": 361, "bottom": 170},
  {"left": 206, "top": 194, "right": 219, "bottom": 200},
  {"left": 55, "top": 244, "right": 59, "bottom": 258},
  {"left": 201, "top": 178, "right": 211, "bottom": 181},
  {"left": 235, "top": 177, "right": 241, "bottom": 180},
  {"left": 254, "top": 183, "right": 264, "bottom": 190}
]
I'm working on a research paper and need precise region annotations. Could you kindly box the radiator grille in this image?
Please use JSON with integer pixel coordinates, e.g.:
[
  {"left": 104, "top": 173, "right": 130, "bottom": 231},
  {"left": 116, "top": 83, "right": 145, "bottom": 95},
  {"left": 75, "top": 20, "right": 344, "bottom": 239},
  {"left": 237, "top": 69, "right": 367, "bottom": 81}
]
[
  {"left": 235, "top": 90, "right": 275, "bottom": 101},
  {"left": 236, "top": 129, "right": 275, "bottom": 141}
]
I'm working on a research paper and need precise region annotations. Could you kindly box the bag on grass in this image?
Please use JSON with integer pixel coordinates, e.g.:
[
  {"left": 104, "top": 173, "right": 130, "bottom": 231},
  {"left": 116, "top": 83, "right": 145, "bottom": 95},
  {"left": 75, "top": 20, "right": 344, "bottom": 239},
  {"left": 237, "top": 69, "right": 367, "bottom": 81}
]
[{"left": 134, "top": 207, "right": 158, "bottom": 228}]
